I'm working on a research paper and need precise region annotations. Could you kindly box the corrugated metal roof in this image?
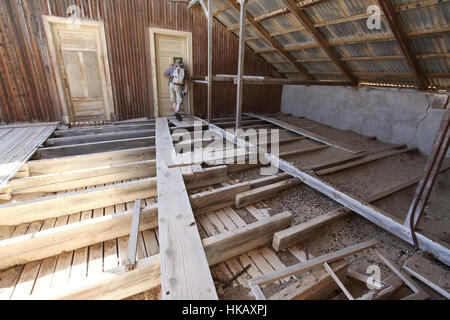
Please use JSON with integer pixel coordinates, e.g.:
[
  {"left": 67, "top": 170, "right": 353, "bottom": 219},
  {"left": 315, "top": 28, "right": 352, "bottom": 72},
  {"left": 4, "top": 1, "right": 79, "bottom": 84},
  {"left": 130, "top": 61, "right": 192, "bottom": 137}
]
[{"left": 210, "top": 0, "right": 449, "bottom": 90}]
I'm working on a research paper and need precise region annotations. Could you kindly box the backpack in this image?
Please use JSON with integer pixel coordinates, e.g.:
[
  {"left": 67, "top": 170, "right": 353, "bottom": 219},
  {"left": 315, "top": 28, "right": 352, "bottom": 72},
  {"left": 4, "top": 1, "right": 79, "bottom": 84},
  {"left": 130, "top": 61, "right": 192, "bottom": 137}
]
[{"left": 172, "top": 67, "right": 185, "bottom": 85}]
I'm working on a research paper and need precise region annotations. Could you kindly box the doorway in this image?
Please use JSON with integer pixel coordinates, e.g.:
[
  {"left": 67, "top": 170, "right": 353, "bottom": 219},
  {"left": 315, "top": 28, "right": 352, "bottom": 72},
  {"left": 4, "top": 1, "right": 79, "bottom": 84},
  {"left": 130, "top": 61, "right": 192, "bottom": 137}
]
[
  {"left": 43, "top": 16, "right": 114, "bottom": 123},
  {"left": 149, "top": 28, "right": 193, "bottom": 118}
]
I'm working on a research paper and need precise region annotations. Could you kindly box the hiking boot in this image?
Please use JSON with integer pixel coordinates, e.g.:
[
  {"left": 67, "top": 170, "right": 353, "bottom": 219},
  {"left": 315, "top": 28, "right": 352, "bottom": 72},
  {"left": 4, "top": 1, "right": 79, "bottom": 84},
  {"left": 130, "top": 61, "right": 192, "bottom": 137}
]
[{"left": 176, "top": 113, "right": 183, "bottom": 121}]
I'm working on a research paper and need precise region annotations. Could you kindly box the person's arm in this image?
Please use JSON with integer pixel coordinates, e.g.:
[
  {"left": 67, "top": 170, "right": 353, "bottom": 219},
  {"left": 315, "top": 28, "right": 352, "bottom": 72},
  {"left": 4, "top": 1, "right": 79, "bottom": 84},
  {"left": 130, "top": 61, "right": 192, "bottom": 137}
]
[{"left": 163, "top": 65, "right": 173, "bottom": 77}]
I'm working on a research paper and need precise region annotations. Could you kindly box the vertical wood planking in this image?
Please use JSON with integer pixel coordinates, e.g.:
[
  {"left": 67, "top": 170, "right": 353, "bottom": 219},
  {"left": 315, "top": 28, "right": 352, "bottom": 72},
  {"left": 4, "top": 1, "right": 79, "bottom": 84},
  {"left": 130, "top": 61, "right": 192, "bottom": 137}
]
[{"left": 0, "top": 0, "right": 281, "bottom": 124}]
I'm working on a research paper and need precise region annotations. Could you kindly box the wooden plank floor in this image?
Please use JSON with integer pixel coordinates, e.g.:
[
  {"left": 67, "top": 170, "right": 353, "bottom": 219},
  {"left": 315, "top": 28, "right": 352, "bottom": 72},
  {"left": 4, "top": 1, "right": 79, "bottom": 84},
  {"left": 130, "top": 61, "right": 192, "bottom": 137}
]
[
  {"left": 156, "top": 117, "right": 217, "bottom": 300},
  {"left": 1, "top": 114, "right": 430, "bottom": 300},
  {"left": 0, "top": 172, "right": 305, "bottom": 300},
  {"left": 0, "top": 179, "right": 159, "bottom": 300},
  {"left": 0, "top": 124, "right": 58, "bottom": 191}
]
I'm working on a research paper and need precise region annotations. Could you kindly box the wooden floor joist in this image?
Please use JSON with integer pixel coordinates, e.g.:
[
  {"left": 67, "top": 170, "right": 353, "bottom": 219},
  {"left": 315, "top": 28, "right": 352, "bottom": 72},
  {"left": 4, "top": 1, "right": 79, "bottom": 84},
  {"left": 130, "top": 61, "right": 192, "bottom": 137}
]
[
  {"left": 235, "top": 178, "right": 301, "bottom": 208},
  {"left": 190, "top": 173, "right": 292, "bottom": 216},
  {"left": 272, "top": 163, "right": 450, "bottom": 252},
  {"left": 273, "top": 207, "right": 348, "bottom": 252},
  {"left": 315, "top": 147, "right": 414, "bottom": 176},
  {"left": 0, "top": 178, "right": 157, "bottom": 225},
  {"left": 203, "top": 211, "right": 292, "bottom": 266},
  {"left": 8, "top": 160, "right": 157, "bottom": 194},
  {"left": 270, "top": 260, "right": 349, "bottom": 300},
  {"left": 403, "top": 254, "right": 450, "bottom": 299},
  {"left": 155, "top": 118, "right": 218, "bottom": 300},
  {"left": 245, "top": 113, "right": 364, "bottom": 154},
  {"left": 54, "top": 254, "right": 161, "bottom": 300},
  {"left": 53, "top": 124, "right": 155, "bottom": 138},
  {"left": 8, "top": 161, "right": 228, "bottom": 195},
  {"left": 24, "top": 147, "right": 155, "bottom": 175},
  {"left": 0, "top": 205, "right": 158, "bottom": 270},
  {"left": 49, "top": 210, "right": 293, "bottom": 300},
  {"left": 0, "top": 177, "right": 294, "bottom": 271},
  {"left": 250, "top": 240, "right": 378, "bottom": 288},
  {"left": 182, "top": 165, "right": 228, "bottom": 189},
  {"left": 36, "top": 137, "right": 156, "bottom": 159},
  {"left": 206, "top": 117, "right": 450, "bottom": 266},
  {"left": 45, "top": 129, "right": 156, "bottom": 147},
  {"left": 190, "top": 182, "right": 251, "bottom": 215}
]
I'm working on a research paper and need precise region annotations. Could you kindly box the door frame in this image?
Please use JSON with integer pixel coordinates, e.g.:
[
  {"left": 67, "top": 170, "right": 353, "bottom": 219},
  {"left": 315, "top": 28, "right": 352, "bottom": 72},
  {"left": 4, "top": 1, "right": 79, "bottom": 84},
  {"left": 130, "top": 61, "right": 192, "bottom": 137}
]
[
  {"left": 149, "top": 27, "right": 193, "bottom": 118},
  {"left": 42, "top": 15, "right": 114, "bottom": 123}
]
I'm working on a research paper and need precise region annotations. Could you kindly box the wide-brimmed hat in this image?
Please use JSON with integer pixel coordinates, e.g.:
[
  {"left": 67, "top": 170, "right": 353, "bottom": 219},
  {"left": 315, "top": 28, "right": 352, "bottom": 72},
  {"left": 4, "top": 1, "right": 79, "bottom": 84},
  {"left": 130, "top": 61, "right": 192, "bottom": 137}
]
[{"left": 174, "top": 57, "right": 184, "bottom": 66}]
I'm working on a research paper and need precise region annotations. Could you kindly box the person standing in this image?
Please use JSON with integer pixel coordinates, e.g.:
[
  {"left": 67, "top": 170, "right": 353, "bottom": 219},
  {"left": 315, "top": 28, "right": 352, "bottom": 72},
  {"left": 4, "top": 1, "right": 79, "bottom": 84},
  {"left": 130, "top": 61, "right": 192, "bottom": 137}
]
[{"left": 164, "top": 58, "right": 189, "bottom": 121}]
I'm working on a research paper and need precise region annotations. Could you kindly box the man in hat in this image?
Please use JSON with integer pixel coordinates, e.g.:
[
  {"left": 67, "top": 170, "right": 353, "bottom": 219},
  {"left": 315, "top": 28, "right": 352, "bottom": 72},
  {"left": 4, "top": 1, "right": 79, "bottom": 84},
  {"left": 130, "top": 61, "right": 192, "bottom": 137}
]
[{"left": 164, "top": 57, "right": 189, "bottom": 121}]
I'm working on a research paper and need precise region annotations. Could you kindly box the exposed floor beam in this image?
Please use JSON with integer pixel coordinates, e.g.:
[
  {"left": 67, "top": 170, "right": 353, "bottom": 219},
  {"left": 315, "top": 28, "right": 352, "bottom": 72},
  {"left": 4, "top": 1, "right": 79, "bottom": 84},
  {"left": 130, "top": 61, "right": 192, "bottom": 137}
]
[
  {"left": 36, "top": 137, "right": 155, "bottom": 159},
  {"left": 156, "top": 117, "right": 218, "bottom": 300},
  {"left": 52, "top": 124, "right": 155, "bottom": 138},
  {"left": 0, "top": 205, "right": 158, "bottom": 270},
  {"left": 270, "top": 260, "right": 348, "bottom": 300},
  {"left": 203, "top": 211, "right": 292, "bottom": 266},
  {"left": 378, "top": 0, "right": 429, "bottom": 89},
  {"left": 235, "top": 178, "right": 301, "bottom": 208},
  {"left": 54, "top": 255, "right": 161, "bottom": 300},
  {"left": 0, "top": 178, "right": 157, "bottom": 225},
  {"left": 250, "top": 240, "right": 378, "bottom": 287},
  {"left": 226, "top": 0, "right": 315, "bottom": 81},
  {"left": 25, "top": 147, "right": 155, "bottom": 175},
  {"left": 246, "top": 113, "right": 364, "bottom": 154},
  {"left": 315, "top": 147, "right": 413, "bottom": 176},
  {"left": 45, "top": 129, "right": 155, "bottom": 147},
  {"left": 8, "top": 161, "right": 227, "bottom": 195},
  {"left": 282, "top": 0, "right": 357, "bottom": 85},
  {"left": 203, "top": 116, "right": 450, "bottom": 265},
  {"left": 48, "top": 209, "right": 294, "bottom": 300},
  {"left": 8, "top": 160, "right": 157, "bottom": 194}
]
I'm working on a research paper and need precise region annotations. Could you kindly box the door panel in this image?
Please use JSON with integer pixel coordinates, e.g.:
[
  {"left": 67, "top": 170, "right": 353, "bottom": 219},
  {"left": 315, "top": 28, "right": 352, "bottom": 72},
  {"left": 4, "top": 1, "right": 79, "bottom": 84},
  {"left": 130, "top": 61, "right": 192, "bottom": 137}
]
[
  {"left": 47, "top": 20, "right": 113, "bottom": 122},
  {"left": 155, "top": 34, "right": 188, "bottom": 116}
]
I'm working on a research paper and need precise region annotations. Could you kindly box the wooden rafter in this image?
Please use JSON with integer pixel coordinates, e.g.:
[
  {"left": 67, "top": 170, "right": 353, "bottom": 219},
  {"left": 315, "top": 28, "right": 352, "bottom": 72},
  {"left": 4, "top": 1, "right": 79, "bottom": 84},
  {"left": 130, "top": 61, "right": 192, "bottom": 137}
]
[
  {"left": 378, "top": 0, "right": 429, "bottom": 89},
  {"left": 254, "top": 7, "right": 289, "bottom": 22},
  {"left": 282, "top": 0, "right": 357, "bottom": 85},
  {"left": 230, "top": 0, "right": 445, "bottom": 34},
  {"left": 226, "top": 0, "right": 315, "bottom": 80},
  {"left": 227, "top": 0, "right": 335, "bottom": 30}
]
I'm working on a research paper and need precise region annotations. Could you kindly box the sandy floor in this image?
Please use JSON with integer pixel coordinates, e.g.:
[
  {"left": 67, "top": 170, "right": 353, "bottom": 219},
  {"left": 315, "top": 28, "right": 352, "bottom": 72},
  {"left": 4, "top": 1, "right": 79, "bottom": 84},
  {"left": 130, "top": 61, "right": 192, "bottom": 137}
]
[
  {"left": 217, "top": 112, "right": 449, "bottom": 300},
  {"left": 134, "top": 113, "right": 449, "bottom": 300}
]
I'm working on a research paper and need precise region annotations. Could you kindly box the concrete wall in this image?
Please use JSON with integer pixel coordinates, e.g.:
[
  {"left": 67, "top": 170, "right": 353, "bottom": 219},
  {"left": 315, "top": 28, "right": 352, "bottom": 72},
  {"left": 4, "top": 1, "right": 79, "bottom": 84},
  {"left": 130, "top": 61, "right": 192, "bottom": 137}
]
[{"left": 281, "top": 85, "right": 448, "bottom": 156}]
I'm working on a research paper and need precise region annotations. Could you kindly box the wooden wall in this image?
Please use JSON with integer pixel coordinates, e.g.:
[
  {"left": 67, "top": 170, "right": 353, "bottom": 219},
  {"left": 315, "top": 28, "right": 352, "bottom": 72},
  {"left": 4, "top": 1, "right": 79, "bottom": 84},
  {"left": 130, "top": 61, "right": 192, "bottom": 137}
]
[{"left": 0, "top": 0, "right": 282, "bottom": 123}]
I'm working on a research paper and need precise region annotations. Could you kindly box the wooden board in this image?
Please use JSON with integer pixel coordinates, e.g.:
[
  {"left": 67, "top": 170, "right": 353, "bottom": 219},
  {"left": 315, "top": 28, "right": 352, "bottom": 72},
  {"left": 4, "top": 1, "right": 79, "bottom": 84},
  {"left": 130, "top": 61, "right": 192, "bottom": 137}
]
[
  {"left": 245, "top": 113, "right": 364, "bottom": 154},
  {"left": 155, "top": 118, "right": 217, "bottom": 300},
  {"left": 0, "top": 124, "right": 57, "bottom": 192},
  {"left": 202, "top": 212, "right": 292, "bottom": 266},
  {"left": 0, "top": 206, "right": 158, "bottom": 270},
  {"left": 235, "top": 178, "right": 300, "bottom": 208},
  {"left": 270, "top": 260, "right": 349, "bottom": 300},
  {"left": 403, "top": 254, "right": 450, "bottom": 299},
  {"left": 0, "top": 178, "right": 157, "bottom": 225}
]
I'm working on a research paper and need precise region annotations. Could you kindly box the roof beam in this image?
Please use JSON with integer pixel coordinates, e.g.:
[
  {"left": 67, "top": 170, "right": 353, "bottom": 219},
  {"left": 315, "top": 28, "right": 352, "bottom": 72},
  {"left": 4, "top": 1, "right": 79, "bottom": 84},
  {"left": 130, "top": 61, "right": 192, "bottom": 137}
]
[
  {"left": 228, "top": 1, "right": 334, "bottom": 30},
  {"left": 282, "top": 0, "right": 357, "bottom": 85},
  {"left": 377, "top": 0, "right": 429, "bottom": 90},
  {"left": 253, "top": 26, "right": 450, "bottom": 53},
  {"left": 254, "top": 7, "right": 290, "bottom": 22},
  {"left": 226, "top": 0, "right": 315, "bottom": 80}
]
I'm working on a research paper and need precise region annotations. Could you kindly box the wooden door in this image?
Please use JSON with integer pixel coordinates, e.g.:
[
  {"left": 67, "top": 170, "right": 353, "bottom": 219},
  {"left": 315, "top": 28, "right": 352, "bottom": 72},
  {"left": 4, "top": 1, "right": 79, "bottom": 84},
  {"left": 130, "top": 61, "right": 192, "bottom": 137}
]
[
  {"left": 152, "top": 31, "right": 190, "bottom": 117},
  {"left": 44, "top": 17, "right": 114, "bottom": 123}
]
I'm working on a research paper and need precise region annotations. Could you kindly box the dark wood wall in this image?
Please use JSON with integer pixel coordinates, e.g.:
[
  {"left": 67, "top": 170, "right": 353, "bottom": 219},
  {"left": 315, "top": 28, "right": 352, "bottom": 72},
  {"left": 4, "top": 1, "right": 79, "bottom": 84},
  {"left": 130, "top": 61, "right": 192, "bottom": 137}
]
[{"left": 0, "top": 0, "right": 282, "bottom": 123}]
